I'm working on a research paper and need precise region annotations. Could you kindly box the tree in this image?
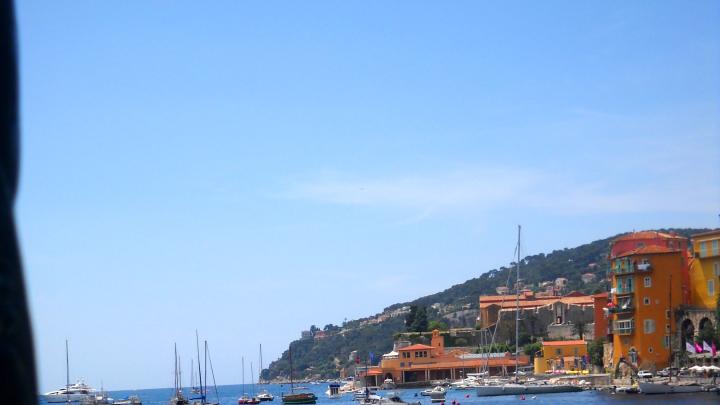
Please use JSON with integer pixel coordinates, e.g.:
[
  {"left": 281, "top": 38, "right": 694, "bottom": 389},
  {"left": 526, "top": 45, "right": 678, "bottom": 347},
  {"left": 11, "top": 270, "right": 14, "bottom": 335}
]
[
  {"left": 522, "top": 342, "right": 542, "bottom": 360},
  {"left": 411, "top": 307, "right": 428, "bottom": 332},
  {"left": 428, "top": 320, "right": 448, "bottom": 331},
  {"left": 587, "top": 338, "right": 605, "bottom": 368},
  {"left": 572, "top": 321, "right": 588, "bottom": 340},
  {"left": 310, "top": 325, "right": 319, "bottom": 335},
  {"left": 405, "top": 306, "right": 418, "bottom": 331}
]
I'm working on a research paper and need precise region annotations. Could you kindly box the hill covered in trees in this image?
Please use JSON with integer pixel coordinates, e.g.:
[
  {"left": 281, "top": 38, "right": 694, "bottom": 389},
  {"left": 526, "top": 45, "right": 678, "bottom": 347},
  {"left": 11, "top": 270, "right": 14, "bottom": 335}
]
[{"left": 262, "top": 228, "right": 709, "bottom": 381}]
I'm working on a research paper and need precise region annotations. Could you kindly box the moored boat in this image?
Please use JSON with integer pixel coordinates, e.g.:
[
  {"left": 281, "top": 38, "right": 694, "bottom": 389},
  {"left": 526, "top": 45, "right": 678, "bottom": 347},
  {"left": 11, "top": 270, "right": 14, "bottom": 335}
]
[
  {"left": 257, "top": 390, "right": 275, "bottom": 401},
  {"left": 281, "top": 393, "right": 318, "bottom": 404},
  {"left": 476, "top": 382, "right": 583, "bottom": 396},
  {"left": 44, "top": 341, "right": 96, "bottom": 403},
  {"left": 639, "top": 381, "right": 703, "bottom": 394}
]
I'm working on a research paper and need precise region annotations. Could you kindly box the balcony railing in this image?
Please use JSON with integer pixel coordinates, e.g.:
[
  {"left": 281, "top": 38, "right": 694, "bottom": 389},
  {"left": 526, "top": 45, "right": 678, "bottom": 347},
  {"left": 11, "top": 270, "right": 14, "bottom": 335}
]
[
  {"left": 615, "top": 288, "right": 634, "bottom": 296},
  {"left": 636, "top": 263, "right": 652, "bottom": 272},
  {"left": 613, "top": 319, "right": 634, "bottom": 335}
]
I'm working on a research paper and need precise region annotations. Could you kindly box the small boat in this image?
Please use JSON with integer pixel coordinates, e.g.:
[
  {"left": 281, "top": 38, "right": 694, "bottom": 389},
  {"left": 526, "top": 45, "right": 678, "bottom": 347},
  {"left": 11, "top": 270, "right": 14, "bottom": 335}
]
[
  {"left": 476, "top": 382, "right": 583, "bottom": 396},
  {"left": 282, "top": 345, "right": 317, "bottom": 404},
  {"left": 114, "top": 396, "right": 143, "bottom": 405},
  {"left": 239, "top": 357, "right": 262, "bottom": 404},
  {"left": 420, "top": 386, "right": 445, "bottom": 396},
  {"left": 257, "top": 390, "right": 275, "bottom": 401},
  {"left": 326, "top": 382, "right": 342, "bottom": 399},
  {"left": 380, "top": 379, "right": 396, "bottom": 390},
  {"left": 615, "top": 385, "right": 639, "bottom": 394},
  {"left": 170, "top": 343, "right": 190, "bottom": 405},
  {"left": 359, "top": 393, "right": 420, "bottom": 405}
]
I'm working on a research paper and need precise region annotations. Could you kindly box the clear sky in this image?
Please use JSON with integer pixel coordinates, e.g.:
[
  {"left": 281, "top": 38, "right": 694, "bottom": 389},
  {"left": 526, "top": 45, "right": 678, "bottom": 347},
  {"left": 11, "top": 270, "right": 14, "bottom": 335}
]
[{"left": 16, "top": 0, "right": 719, "bottom": 392}]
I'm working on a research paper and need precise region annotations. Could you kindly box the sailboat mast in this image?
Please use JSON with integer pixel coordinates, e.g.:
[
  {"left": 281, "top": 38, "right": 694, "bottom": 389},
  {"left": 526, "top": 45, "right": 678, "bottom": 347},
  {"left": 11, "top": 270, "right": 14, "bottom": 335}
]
[
  {"left": 515, "top": 225, "right": 521, "bottom": 380},
  {"left": 196, "top": 331, "right": 204, "bottom": 402},
  {"left": 259, "top": 344, "right": 263, "bottom": 384},
  {"left": 204, "top": 341, "right": 208, "bottom": 404},
  {"left": 289, "top": 345, "right": 294, "bottom": 393},
  {"left": 66, "top": 340, "right": 70, "bottom": 404},
  {"left": 668, "top": 274, "right": 673, "bottom": 382},
  {"left": 174, "top": 343, "right": 178, "bottom": 393},
  {"left": 251, "top": 361, "right": 255, "bottom": 396},
  {"left": 242, "top": 356, "right": 246, "bottom": 394}
]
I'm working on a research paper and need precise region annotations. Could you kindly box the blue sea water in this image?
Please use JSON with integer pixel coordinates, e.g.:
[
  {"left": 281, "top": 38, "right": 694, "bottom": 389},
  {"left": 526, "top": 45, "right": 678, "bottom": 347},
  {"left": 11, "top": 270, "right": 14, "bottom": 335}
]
[{"left": 37, "top": 383, "right": 719, "bottom": 405}]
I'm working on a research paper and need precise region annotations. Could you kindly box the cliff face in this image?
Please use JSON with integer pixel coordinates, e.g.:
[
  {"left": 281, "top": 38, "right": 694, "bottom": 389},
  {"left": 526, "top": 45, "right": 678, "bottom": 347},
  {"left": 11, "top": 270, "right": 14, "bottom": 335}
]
[{"left": 263, "top": 228, "right": 711, "bottom": 381}]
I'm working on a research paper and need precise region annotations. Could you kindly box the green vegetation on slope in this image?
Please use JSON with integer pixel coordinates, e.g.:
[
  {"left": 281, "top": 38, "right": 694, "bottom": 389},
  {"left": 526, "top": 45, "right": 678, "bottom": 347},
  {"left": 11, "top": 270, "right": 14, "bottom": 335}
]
[{"left": 264, "top": 228, "right": 709, "bottom": 381}]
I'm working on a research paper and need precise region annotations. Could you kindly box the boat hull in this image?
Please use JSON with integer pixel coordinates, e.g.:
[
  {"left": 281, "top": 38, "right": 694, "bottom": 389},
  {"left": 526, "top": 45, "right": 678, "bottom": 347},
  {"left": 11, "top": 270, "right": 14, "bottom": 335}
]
[
  {"left": 44, "top": 393, "right": 94, "bottom": 403},
  {"left": 281, "top": 393, "right": 317, "bottom": 404},
  {"left": 639, "top": 382, "right": 703, "bottom": 394},
  {"left": 476, "top": 384, "right": 583, "bottom": 397}
]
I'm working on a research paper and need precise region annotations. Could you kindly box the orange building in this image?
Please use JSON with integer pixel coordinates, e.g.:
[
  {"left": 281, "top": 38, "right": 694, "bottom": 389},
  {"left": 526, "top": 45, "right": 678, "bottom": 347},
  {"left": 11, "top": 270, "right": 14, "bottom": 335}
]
[
  {"left": 372, "top": 330, "right": 529, "bottom": 384},
  {"left": 533, "top": 340, "right": 589, "bottom": 374},
  {"left": 478, "top": 291, "right": 595, "bottom": 330},
  {"left": 609, "top": 244, "right": 686, "bottom": 370}
]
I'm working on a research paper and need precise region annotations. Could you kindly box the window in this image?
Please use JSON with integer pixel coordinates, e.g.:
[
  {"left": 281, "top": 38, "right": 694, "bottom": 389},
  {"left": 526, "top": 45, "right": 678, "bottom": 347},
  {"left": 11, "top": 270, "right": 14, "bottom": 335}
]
[
  {"left": 665, "top": 310, "right": 671, "bottom": 319},
  {"left": 700, "top": 242, "right": 707, "bottom": 257},
  {"left": 664, "top": 335, "right": 671, "bottom": 348},
  {"left": 627, "top": 277, "right": 634, "bottom": 292},
  {"left": 573, "top": 347, "right": 579, "bottom": 356},
  {"left": 665, "top": 324, "right": 671, "bottom": 333},
  {"left": 643, "top": 319, "right": 655, "bottom": 334},
  {"left": 402, "top": 352, "right": 410, "bottom": 359},
  {"left": 713, "top": 240, "right": 719, "bottom": 256},
  {"left": 714, "top": 262, "right": 720, "bottom": 277},
  {"left": 643, "top": 297, "right": 650, "bottom": 305},
  {"left": 400, "top": 362, "right": 405, "bottom": 367},
  {"left": 555, "top": 348, "right": 562, "bottom": 356},
  {"left": 708, "top": 279, "right": 715, "bottom": 297},
  {"left": 643, "top": 277, "right": 651, "bottom": 287}
]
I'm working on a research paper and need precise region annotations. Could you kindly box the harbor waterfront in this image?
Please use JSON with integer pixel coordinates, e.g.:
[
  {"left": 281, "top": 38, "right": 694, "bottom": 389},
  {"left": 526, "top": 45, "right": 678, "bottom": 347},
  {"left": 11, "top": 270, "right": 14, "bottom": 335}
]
[{"left": 36, "top": 383, "right": 720, "bottom": 405}]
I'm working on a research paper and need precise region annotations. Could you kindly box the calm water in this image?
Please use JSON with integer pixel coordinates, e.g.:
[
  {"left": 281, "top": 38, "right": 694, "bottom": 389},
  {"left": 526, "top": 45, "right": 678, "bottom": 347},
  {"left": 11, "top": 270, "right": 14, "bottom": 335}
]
[{"left": 38, "top": 383, "right": 720, "bottom": 405}]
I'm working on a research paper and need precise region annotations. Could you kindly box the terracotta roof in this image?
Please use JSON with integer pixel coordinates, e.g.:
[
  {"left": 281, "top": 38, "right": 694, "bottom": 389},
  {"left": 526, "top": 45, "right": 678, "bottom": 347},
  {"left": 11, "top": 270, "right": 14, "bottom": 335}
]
[
  {"left": 592, "top": 292, "right": 608, "bottom": 299},
  {"left": 616, "top": 245, "right": 678, "bottom": 257},
  {"left": 479, "top": 291, "right": 534, "bottom": 303},
  {"left": 613, "top": 231, "right": 685, "bottom": 242},
  {"left": 401, "top": 356, "right": 531, "bottom": 370},
  {"left": 542, "top": 340, "right": 586, "bottom": 347},
  {"left": 362, "top": 369, "right": 383, "bottom": 376},
  {"left": 481, "top": 295, "right": 594, "bottom": 310},
  {"left": 397, "top": 344, "right": 434, "bottom": 351}
]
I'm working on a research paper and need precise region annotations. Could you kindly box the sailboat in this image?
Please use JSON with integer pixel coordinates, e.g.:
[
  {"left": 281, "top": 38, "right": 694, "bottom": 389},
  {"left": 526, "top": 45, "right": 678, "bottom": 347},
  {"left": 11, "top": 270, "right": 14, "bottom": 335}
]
[
  {"left": 44, "top": 340, "right": 96, "bottom": 403},
  {"left": 239, "top": 357, "right": 260, "bottom": 404},
  {"left": 170, "top": 343, "right": 190, "bottom": 405},
  {"left": 190, "top": 332, "right": 220, "bottom": 405},
  {"left": 281, "top": 346, "right": 317, "bottom": 404},
  {"left": 257, "top": 345, "right": 274, "bottom": 401},
  {"left": 476, "top": 226, "right": 583, "bottom": 397}
]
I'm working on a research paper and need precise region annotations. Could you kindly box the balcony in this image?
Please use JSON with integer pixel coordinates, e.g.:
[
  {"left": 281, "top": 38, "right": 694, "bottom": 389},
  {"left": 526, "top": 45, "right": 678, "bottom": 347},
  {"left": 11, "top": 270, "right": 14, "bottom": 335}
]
[
  {"left": 615, "top": 288, "right": 634, "bottom": 296},
  {"left": 613, "top": 319, "right": 635, "bottom": 335},
  {"left": 612, "top": 305, "right": 634, "bottom": 314}
]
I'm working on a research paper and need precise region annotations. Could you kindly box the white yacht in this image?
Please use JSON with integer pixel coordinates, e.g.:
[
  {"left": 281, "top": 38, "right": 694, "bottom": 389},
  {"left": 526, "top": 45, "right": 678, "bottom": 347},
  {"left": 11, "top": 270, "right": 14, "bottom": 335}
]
[
  {"left": 44, "top": 379, "right": 97, "bottom": 403},
  {"left": 638, "top": 380, "right": 704, "bottom": 394}
]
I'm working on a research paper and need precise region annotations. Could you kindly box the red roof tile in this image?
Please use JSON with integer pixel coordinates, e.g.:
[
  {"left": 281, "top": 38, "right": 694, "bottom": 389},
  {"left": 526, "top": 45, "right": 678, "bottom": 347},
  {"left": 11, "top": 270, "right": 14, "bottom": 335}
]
[
  {"left": 542, "top": 340, "right": 586, "bottom": 347},
  {"left": 397, "top": 344, "right": 434, "bottom": 351},
  {"left": 616, "top": 245, "right": 678, "bottom": 257}
]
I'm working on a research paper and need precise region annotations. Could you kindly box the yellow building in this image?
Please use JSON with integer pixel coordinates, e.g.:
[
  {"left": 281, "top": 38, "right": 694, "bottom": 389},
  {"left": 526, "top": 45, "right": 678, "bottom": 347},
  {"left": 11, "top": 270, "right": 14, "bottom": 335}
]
[
  {"left": 533, "top": 340, "right": 589, "bottom": 374},
  {"left": 689, "top": 230, "right": 720, "bottom": 309}
]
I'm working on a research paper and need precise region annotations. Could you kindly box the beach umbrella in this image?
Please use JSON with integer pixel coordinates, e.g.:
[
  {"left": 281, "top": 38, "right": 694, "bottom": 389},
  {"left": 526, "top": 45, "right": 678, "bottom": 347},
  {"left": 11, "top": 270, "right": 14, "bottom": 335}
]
[{"left": 689, "top": 365, "right": 704, "bottom": 372}]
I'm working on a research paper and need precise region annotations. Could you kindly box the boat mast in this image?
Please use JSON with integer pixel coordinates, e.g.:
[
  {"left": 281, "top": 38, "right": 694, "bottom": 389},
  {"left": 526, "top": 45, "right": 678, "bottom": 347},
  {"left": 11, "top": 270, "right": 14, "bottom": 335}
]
[
  {"left": 174, "top": 344, "right": 177, "bottom": 394},
  {"left": 196, "top": 331, "right": 204, "bottom": 403},
  {"left": 204, "top": 340, "right": 208, "bottom": 405},
  {"left": 251, "top": 361, "right": 256, "bottom": 396},
  {"left": 66, "top": 339, "right": 70, "bottom": 405},
  {"left": 289, "top": 345, "right": 294, "bottom": 393},
  {"left": 668, "top": 274, "right": 672, "bottom": 382},
  {"left": 259, "top": 344, "right": 263, "bottom": 384},
  {"left": 242, "top": 356, "right": 246, "bottom": 394},
  {"left": 515, "top": 225, "right": 521, "bottom": 381}
]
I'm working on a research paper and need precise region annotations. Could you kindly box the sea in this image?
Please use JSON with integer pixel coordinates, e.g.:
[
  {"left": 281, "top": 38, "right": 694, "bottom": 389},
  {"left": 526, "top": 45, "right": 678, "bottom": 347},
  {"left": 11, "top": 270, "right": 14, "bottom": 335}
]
[{"left": 37, "top": 383, "right": 720, "bottom": 405}]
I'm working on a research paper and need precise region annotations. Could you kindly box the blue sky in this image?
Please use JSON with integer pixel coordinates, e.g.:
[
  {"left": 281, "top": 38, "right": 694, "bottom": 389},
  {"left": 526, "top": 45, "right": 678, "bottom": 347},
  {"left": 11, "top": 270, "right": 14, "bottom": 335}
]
[{"left": 16, "top": 0, "right": 719, "bottom": 392}]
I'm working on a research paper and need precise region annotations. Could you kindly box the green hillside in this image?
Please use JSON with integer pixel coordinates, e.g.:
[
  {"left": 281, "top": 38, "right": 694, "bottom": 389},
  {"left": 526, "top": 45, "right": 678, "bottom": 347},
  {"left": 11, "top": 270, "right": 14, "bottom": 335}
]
[{"left": 262, "top": 228, "right": 709, "bottom": 381}]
